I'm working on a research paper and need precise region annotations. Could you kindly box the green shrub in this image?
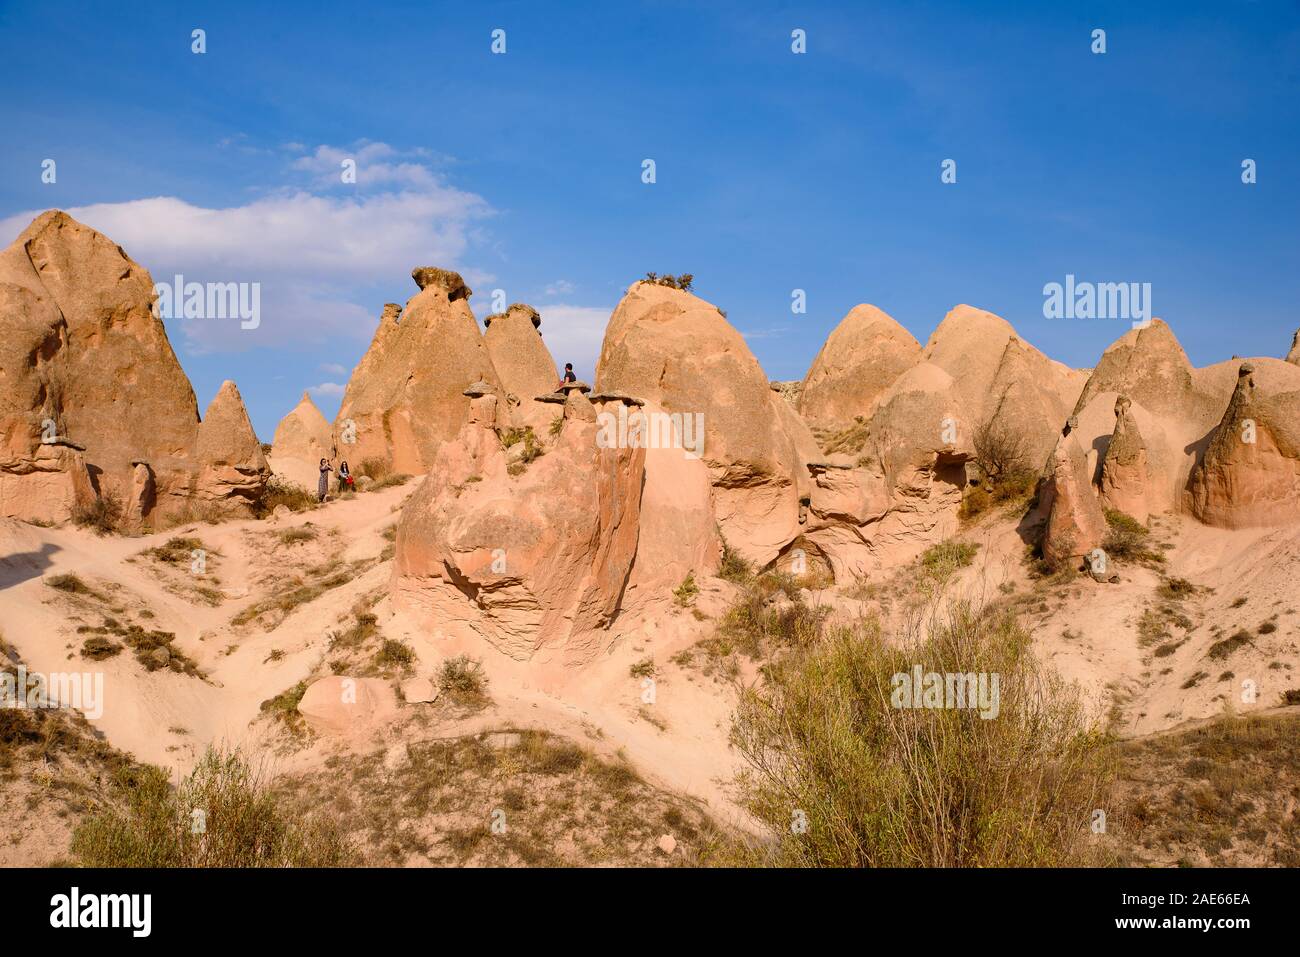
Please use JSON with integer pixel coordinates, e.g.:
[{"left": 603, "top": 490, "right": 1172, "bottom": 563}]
[
  {"left": 730, "top": 604, "right": 1116, "bottom": 866},
  {"left": 1102, "top": 509, "right": 1150, "bottom": 560},
  {"left": 717, "top": 538, "right": 754, "bottom": 584},
  {"left": 629, "top": 657, "right": 656, "bottom": 679},
  {"left": 438, "top": 655, "right": 488, "bottom": 702},
  {"left": 366, "top": 472, "right": 410, "bottom": 491},
  {"left": 1208, "top": 631, "right": 1254, "bottom": 661},
  {"left": 46, "top": 573, "right": 97, "bottom": 596},
  {"left": 641, "top": 272, "right": 694, "bottom": 291},
  {"left": 358, "top": 457, "right": 391, "bottom": 481},
  {"left": 81, "top": 636, "right": 123, "bottom": 660},
  {"left": 143, "top": 537, "right": 206, "bottom": 564},
  {"left": 714, "top": 572, "right": 827, "bottom": 659},
  {"left": 673, "top": 572, "right": 699, "bottom": 607},
  {"left": 71, "top": 747, "right": 353, "bottom": 867},
  {"left": 376, "top": 639, "right": 415, "bottom": 669},
  {"left": 72, "top": 494, "right": 123, "bottom": 535},
  {"left": 256, "top": 476, "right": 317, "bottom": 515},
  {"left": 959, "top": 468, "right": 1037, "bottom": 522},
  {"left": 919, "top": 540, "right": 980, "bottom": 578}
]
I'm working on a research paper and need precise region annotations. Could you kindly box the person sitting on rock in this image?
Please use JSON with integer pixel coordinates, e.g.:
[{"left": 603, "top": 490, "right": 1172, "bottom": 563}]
[
  {"left": 318, "top": 458, "right": 331, "bottom": 503},
  {"left": 555, "top": 362, "right": 577, "bottom": 391},
  {"left": 338, "top": 460, "right": 354, "bottom": 492}
]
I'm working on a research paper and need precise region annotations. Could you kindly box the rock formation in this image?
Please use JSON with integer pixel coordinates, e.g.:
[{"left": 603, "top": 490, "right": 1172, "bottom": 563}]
[
  {"left": 482, "top": 302, "right": 560, "bottom": 433},
  {"left": 922, "top": 304, "right": 1086, "bottom": 467},
  {"left": 595, "top": 280, "right": 815, "bottom": 564},
  {"left": 1068, "top": 320, "right": 1300, "bottom": 528},
  {"left": 1288, "top": 328, "right": 1300, "bottom": 366},
  {"left": 270, "top": 391, "right": 334, "bottom": 490},
  {"left": 394, "top": 386, "right": 649, "bottom": 664},
  {"left": 0, "top": 210, "right": 266, "bottom": 526},
  {"left": 191, "top": 380, "right": 269, "bottom": 516},
  {"left": 1099, "top": 396, "right": 1153, "bottom": 524},
  {"left": 334, "top": 271, "right": 503, "bottom": 474},
  {"left": 797, "top": 304, "right": 920, "bottom": 428},
  {"left": 1039, "top": 420, "right": 1109, "bottom": 569},
  {"left": 1187, "top": 362, "right": 1300, "bottom": 528}
]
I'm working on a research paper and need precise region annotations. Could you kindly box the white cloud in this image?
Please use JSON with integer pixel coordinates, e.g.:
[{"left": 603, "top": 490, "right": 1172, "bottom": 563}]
[
  {"left": 0, "top": 141, "right": 493, "bottom": 353},
  {"left": 531, "top": 304, "right": 613, "bottom": 383},
  {"left": 307, "top": 381, "right": 347, "bottom": 397},
  {"left": 319, "top": 362, "right": 350, "bottom": 376},
  {"left": 290, "top": 141, "right": 445, "bottom": 190},
  {"left": 543, "top": 279, "right": 576, "bottom": 297}
]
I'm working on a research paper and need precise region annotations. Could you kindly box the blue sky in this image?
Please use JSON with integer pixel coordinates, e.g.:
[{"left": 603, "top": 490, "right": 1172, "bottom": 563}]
[{"left": 1, "top": 0, "right": 1297, "bottom": 439}]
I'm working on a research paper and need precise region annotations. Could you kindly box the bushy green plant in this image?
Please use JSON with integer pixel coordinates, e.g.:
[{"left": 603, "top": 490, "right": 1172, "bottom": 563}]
[
  {"left": 730, "top": 604, "right": 1116, "bottom": 867},
  {"left": 71, "top": 747, "right": 354, "bottom": 867}
]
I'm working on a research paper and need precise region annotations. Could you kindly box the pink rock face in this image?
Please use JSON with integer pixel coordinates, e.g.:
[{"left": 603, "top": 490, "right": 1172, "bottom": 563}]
[
  {"left": 1039, "top": 425, "right": 1109, "bottom": 569},
  {"left": 14, "top": 213, "right": 201, "bottom": 508},
  {"left": 192, "top": 380, "right": 269, "bottom": 516},
  {"left": 1188, "top": 364, "right": 1300, "bottom": 528},
  {"left": 270, "top": 391, "right": 334, "bottom": 491},
  {"left": 595, "top": 281, "right": 814, "bottom": 565},
  {"left": 0, "top": 210, "right": 273, "bottom": 525},
  {"left": 297, "top": 675, "right": 398, "bottom": 733},
  {"left": 482, "top": 303, "right": 559, "bottom": 433},
  {"left": 0, "top": 444, "right": 96, "bottom": 525},
  {"left": 335, "top": 275, "right": 503, "bottom": 475},
  {"left": 1099, "top": 396, "right": 1152, "bottom": 524},
  {"left": 617, "top": 399, "right": 721, "bottom": 607},
  {"left": 922, "top": 304, "right": 1085, "bottom": 468},
  {"left": 393, "top": 392, "right": 648, "bottom": 664},
  {"left": 798, "top": 304, "right": 920, "bottom": 428}
]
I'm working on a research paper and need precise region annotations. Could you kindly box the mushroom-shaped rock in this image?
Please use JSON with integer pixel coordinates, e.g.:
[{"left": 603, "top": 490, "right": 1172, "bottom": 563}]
[
  {"left": 484, "top": 302, "right": 541, "bottom": 329},
  {"left": 559, "top": 379, "right": 592, "bottom": 394},
  {"left": 411, "top": 266, "right": 471, "bottom": 300},
  {"left": 588, "top": 391, "right": 646, "bottom": 407},
  {"left": 463, "top": 380, "right": 496, "bottom": 398}
]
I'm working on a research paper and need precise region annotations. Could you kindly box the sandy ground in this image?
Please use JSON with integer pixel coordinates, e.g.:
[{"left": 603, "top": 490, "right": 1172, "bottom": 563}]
[
  {"left": 4, "top": 487, "right": 1298, "bottom": 865},
  {"left": 0, "top": 483, "right": 752, "bottom": 841}
]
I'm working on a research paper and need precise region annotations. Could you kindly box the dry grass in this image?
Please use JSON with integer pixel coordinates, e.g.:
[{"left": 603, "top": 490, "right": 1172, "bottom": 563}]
[
  {"left": 437, "top": 655, "right": 489, "bottom": 706},
  {"left": 1101, "top": 509, "right": 1165, "bottom": 566},
  {"left": 231, "top": 559, "right": 368, "bottom": 628},
  {"left": 71, "top": 747, "right": 354, "bottom": 867},
  {"left": 1116, "top": 711, "right": 1300, "bottom": 866},
  {"left": 71, "top": 494, "right": 124, "bottom": 535},
  {"left": 255, "top": 476, "right": 318, "bottom": 515},
  {"left": 76, "top": 616, "right": 200, "bottom": 676},
  {"left": 276, "top": 730, "right": 716, "bottom": 866},
  {"left": 722, "top": 602, "right": 1117, "bottom": 867}
]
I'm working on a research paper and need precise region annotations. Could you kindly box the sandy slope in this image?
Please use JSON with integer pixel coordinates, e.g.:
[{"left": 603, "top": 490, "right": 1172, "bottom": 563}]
[
  {"left": 0, "top": 482, "right": 750, "bottom": 833},
  {"left": 5, "top": 485, "right": 1298, "bottom": 864}
]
